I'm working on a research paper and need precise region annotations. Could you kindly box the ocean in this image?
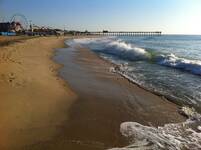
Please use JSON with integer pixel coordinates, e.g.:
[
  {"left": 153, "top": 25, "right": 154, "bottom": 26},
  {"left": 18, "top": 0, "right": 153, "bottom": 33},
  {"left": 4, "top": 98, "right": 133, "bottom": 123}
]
[
  {"left": 69, "top": 35, "right": 201, "bottom": 112},
  {"left": 67, "top": 35, "right": 201, "bottom": 149}
]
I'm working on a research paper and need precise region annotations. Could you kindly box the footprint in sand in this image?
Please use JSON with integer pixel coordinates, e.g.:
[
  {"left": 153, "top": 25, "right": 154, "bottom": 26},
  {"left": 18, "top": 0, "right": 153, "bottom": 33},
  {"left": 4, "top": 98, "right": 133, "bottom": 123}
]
[{"left": 8, "top": 72, "right": 16, "bottom": 83}]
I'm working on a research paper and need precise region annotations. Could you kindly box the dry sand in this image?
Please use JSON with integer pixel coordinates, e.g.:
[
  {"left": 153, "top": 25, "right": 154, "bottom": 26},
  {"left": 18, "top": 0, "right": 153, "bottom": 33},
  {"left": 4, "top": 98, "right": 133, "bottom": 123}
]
[{"left": 0, "top": 36, "right": 76, "bottom": 150}]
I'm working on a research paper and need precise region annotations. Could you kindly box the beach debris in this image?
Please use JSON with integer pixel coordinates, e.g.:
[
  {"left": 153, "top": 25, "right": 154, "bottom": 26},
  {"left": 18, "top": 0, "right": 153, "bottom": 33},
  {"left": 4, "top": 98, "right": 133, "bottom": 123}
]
[
  {"left": 109, "top": 65, "right": 121, "bottom": 73},
  {"left": 109, "top": 67, "right": 116, "bottom": 73},
  {"left": 179, "top": 106, "right": 201, "bottom": 120},
  {"left": 110, "top": 63, "right": 129, "bottom": 73}
]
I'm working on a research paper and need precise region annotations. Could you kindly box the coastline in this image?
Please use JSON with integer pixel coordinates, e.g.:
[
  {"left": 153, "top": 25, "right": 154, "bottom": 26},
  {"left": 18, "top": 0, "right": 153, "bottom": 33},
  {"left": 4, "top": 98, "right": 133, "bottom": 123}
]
[
  {"left": 53, "top": 38, "right": 185, "bottom": 149},
  {"left": 0, "top": 36, "right": 186, "bottom": 149}
]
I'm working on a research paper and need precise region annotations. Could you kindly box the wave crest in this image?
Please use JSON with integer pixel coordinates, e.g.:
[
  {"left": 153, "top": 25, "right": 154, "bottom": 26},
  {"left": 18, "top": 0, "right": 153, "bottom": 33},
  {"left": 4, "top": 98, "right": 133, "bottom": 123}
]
[
  {"left": 156, "top": 53, "right": 201, "bottom": 75},
  {"left": 106, "top": 39, "right": 148, "bottom": 60}
]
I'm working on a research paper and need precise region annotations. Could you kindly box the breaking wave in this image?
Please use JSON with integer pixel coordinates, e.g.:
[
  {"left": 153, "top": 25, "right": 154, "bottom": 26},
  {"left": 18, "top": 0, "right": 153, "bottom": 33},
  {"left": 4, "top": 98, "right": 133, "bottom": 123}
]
[
  {"left": 109, "top": 107, "right": 201, "bottom": 150},
  {"left": 69, "top": 38, "right": 149, "bottom": 60},
  {"left": 155, "top": 53, "right": 201, "bottom": 75},
  {"left": 70, "top": 38, "right": 201, "bottom": 76}
]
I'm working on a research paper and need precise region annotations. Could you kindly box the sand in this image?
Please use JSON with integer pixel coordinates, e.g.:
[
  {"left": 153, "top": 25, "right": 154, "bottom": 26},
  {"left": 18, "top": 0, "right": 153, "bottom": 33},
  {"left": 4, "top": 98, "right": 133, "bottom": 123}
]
[
  {"left": 0, "top": 36, "right": 76, "bottom": 150},
  {"left": 0, "top": 36, "right": 185, "bottom": 150},
  {"left": 0, "top": 36, "right": 37, "bottom": 47}
]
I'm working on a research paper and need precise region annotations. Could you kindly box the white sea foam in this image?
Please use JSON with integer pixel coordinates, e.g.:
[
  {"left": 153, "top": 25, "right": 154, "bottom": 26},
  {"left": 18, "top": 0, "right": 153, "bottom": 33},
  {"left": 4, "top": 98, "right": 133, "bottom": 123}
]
[
  {"left": 109, "top": 107, "right": 201, "bottom": 150},
  {"left": 106, "top": 39, "right": 148, "bottom": 60},
  {"left": 156, "top": 53, "right": 201, "bottom": 75}
]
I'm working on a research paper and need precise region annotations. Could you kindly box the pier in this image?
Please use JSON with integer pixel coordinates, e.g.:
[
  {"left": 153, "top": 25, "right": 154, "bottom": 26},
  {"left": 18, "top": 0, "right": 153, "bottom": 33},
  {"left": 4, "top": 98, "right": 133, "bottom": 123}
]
[{"left": 89, "top": 31, "right": 162, "bottom": 36}]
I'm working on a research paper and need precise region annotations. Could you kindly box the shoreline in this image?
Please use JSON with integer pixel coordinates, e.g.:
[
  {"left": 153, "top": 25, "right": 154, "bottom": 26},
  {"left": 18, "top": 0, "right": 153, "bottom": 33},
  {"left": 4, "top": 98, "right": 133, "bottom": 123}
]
[
  {"left": 53, "top": 38, "right": 185, "bottom": 149},
  {"left": 0, "top": 36, "right": 186, "bottom": 149},
  {"left": 66, "top": 37, "right": 201, "bottom": 112},
  {"left": 65, "top": 38, "right": 186, "bottom": 113},
  {"left": 68, "top": 37, "right": 199, "bottom": 112}
]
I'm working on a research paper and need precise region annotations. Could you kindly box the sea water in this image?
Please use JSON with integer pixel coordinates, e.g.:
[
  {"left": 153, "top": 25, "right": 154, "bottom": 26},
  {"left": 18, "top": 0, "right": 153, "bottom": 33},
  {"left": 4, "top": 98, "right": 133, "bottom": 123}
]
[
  {"left": 67, "top": 35, "right": 201, "bottom": 149},
  {"left": 69, "top": 35, "right": 201, "bottom": 111}
]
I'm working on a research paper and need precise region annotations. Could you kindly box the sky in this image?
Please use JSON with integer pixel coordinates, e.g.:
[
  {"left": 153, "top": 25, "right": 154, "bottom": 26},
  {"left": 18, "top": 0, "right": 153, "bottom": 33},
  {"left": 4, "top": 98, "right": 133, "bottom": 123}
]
[{"left": 1, "top": 0, "right": 201, "bottom": 34}]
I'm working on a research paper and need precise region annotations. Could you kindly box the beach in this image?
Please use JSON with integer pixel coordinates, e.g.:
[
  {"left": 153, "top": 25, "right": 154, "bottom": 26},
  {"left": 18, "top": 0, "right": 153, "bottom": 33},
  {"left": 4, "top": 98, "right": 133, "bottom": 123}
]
[{"left": 0, "top": 36, "right": 185, "bottom": 150}]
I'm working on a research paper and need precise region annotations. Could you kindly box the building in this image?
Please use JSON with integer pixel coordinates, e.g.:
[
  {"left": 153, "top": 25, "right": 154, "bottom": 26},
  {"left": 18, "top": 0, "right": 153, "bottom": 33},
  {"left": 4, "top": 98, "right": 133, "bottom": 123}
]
[
  {"left": 0, "top": 22, "right": 11, "bottom": 32},
  {"left": 0, "top": 22, "right": 23, "bottom": 32}
]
